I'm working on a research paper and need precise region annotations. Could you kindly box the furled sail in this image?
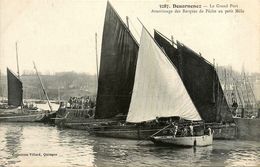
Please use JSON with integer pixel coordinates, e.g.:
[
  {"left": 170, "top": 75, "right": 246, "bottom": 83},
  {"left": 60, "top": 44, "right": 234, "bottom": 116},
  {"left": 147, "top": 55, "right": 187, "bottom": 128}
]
[
  {"left": 7, "top": 68, "right": 23, "bottom": 106},
  {"left": 126, "top": 28, "right": 201, "bottom": 123},
  {"left": 95, "top": 2, "right": 139, "bottom": 119},
  {"left": 154, "top": 30, "right": 233, "bottom": 123}
]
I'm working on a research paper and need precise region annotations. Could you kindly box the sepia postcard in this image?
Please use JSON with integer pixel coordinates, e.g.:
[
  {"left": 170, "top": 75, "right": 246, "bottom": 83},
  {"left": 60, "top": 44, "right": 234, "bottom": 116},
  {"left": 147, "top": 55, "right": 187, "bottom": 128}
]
[{"left": 0, "top": 0, "right": 259, "bottom": 167}]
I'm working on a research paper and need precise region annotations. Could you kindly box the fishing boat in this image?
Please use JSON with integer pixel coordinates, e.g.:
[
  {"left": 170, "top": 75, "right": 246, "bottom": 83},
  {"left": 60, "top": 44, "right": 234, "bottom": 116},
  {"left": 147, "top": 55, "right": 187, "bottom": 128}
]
[
  {"left": 54, "top": 1, "right": 138, "bottom": 130},
  {"left": 54, "top": 98, "right": 96, "bottom": 129},
  {"left": 151, "top": 131, "right": 213, "bottom": 147},
  {"left": 128, "top": 27, "right": 213, "bottom": 147},
  {"left": 154, "top": 30, "right": 233, "bottom": 124},
  {"left": 0, "top": 68, "right": 47, "bottom": 122},
  {"left": 0, "top": 68, "right": 23, "bottom": 112},
  {"left": 153, "top": 30, "right": 235, "bottom": 139},
  {"left": 92, "top": 1, "right": 146, "bottom": 137},
  {"left": 92, "top": 2, "right": 233, "bottom": 140},
  {"left": 0, "top": 44, "right": 55, "bottom": 123}
]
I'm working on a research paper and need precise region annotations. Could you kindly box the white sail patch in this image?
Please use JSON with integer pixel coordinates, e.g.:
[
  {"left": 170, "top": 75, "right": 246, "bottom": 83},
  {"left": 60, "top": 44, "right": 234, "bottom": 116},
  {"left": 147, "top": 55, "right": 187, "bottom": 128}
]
[{"left": 126, "top": 28, "right": 201, "bottom": 123}]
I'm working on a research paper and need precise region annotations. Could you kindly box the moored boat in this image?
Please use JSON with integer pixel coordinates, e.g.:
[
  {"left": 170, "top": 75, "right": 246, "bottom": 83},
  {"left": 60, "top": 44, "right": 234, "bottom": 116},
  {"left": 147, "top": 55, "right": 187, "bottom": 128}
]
[
  {"left": 55, "top": 2, "right": 234, "bottom": 141},
  {"left": 151, "top": 131, "right": 213, "bottom": 147},
  {"left": 0, "top": 68, "right": 52, "bottom": 123},
  {"left": 92, "top": 1, "right": 234, "bottom": 141},
  {"left": 93, "top": 122, "right": 164, "bottom": 140},
  {"left": 54, "top": 1, "right": 139, "bottom": 131},
  {"left": 0, "top": 110, "right": 46, "bottom": 122},
  {"left": 127, "top": 27, "right": 213, "bottom": 147},
  {"left": 54, "top": 97, "right": 96, "bottom": 129}
]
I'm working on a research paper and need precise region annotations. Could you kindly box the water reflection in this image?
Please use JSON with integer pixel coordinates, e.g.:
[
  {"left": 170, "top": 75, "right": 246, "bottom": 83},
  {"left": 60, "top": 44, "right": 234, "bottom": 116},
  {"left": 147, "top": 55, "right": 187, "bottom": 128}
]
[
  {"left": 0, "top": 123, "right": 259, "bottom": 167},
  {"left": 214, "top": 141, "right": 260, "bottom": 167},
  {"left": 1, "top": 125, "right": 23, "bottom": 166},
  {"left": 92, "top": 137, "right": 215, "bottom": 167},
  {"left": 56, "top": 129, "right": 95, "bottom": 166},
  {"left": 0, "top": 123, "right": 95, "bottom": 167}
]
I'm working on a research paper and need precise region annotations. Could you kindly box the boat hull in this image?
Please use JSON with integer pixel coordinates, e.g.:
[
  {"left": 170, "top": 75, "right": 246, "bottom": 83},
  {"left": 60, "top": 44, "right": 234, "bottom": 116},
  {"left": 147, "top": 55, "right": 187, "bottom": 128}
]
[
  {"left": 0, "top": 113, "right": 46, "bottom": 122},
  {"left": 93, "top": 124, "right": 165, "bottom": 140},
  {"left": 94, "top": 123, "right": 232, "bottom": 141},
  {"left": 55, "top": 108, "right": 96, "bottom": 130},
  {"left": 54, "top": 108, "right": 162, "bottom": 138},
  {"left": 0, "top": 108, "right": 53, "bottom": 123},
  {"left": 55, "top": 106, "right": 236, "bottom": 141},
  {"left": 151, "top": 134, "right": 213, "bottom": 147}
]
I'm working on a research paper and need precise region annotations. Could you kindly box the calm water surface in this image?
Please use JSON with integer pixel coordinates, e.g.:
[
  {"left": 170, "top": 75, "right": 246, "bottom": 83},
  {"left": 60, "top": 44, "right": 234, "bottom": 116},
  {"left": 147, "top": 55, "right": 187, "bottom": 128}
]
[{"left": 0, "top": 123, "right": 259, "bottom": 167}]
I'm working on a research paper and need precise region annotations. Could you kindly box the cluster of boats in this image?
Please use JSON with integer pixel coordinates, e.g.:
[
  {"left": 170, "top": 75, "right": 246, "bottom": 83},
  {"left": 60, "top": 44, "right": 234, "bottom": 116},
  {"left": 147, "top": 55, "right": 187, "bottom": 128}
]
[
  {"left": 53, "top": 2, "right": 235, "bottom": 147},
  {"left": 1, "top": 2, "right": 238, "bottom": 147}
]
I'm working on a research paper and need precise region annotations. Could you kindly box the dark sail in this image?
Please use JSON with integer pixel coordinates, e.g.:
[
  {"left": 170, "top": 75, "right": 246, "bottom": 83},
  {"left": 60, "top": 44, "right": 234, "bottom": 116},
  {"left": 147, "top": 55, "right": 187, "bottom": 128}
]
[
  {"left": 154, "top": 30, "right": 233, "bottom": 123},
  {"left": 7, "top": 68, "right": 23, "bottom": 106},
  {"left": 95, "top": 2, "right": 139, "bottom": 119}
]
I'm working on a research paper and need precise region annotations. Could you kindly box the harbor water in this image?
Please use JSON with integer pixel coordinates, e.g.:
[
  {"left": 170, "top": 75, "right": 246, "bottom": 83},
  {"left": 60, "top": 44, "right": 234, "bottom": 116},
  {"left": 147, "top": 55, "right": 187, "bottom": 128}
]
[{"left": 0, "top": 123, "right": 259, "bottom": 167}]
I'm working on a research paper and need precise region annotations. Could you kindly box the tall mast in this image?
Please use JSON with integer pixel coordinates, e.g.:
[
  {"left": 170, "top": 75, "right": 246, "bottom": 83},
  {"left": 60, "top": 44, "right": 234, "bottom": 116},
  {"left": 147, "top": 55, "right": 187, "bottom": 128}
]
[
  {"left": 95, "top": 33, "right": 99, "bottom": 92},
  {"left": 0, "top": 69, "right": 2, "bottom": 99},
  {"left": 58, "top": 86, "right": 60, "bottom": 103},
  {"left": 15, "top": 42, "right": 20, "bottom": 78},
  {"left": 243, "top": 71, "right": 251, "bottom": 106},
  {"left": 15, "top": 42, "right": 23, "bottom": 109},
  {"left": 126, "top": 16, "right": 129, "bottom": 29},
  {"left": 245, "top": 74, "right": 257, "bottom": 106},
  {"left": 38, "top": 89, "right": 42, "bottom": 100},
  {"left": 232, "top": 76, "right": 244, "bottom": 108},
  {"left": 212, "top": 59, "right": 215, "bottom": 103},
  {"left": 216, "top": 63, "right": 219, "bottom": 97},
  {"left": 171, "top": 35, "right": 174, "bottom": 45},
  {"left": 224, "top": 69, "right": 227, "bottom": 92},
  {"left": 216, "top": 63, "right": 220, "bottom": 109},
  {"left": 33, "top": 62, "right": 53, "bottom": 112}
]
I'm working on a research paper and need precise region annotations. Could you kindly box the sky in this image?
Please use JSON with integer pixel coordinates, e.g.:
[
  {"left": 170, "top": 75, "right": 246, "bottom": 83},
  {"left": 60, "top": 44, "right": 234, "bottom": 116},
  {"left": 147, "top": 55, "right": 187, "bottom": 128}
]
[{"left": 0, "top": 0, "right": 259, "bottom": 75}]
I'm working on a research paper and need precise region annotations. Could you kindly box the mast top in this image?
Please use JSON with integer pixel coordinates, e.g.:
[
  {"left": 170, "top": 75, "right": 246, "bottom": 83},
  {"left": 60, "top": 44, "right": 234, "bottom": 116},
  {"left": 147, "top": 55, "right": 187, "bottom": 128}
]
[{"left": 15, "top": 42, "right": 20, "bottom": 78}]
